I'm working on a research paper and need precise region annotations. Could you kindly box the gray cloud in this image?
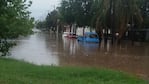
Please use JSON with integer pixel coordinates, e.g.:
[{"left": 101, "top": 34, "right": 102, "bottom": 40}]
[{"left": 28, "top": 0, "right": 61, "bottom": 20}]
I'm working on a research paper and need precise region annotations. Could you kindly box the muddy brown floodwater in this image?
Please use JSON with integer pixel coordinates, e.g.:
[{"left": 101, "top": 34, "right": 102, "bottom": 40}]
[{"left": 10, "top": 31, "right": 149, "bottom": 80}]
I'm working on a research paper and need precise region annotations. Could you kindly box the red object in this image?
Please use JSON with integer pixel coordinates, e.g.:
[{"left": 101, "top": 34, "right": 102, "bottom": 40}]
[{"left": 67, "top": 34, "right": 77, "bottom": 38}]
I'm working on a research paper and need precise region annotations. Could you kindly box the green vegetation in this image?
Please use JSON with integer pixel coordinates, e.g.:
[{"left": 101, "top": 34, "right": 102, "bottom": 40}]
[
  {"left": 37, "top": 0, "right": 149, "bottom": 41},
  {"left": 0, "top": 58, "right": 148, "bottom": 84},
  {"left": 36, "top": 10, "right": 60, "bottom": 31},
  {"left": 0, "top": 0, "right": 34, "bottom": 56}
]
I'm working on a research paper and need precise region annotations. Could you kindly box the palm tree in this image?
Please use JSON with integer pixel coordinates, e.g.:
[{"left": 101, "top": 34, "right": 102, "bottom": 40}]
[
  {"left": 115, "top": 0, "right": 143, "bottom": 39},
  {"left": 93, "top": 0, "right": 143, "bottom": 43}
]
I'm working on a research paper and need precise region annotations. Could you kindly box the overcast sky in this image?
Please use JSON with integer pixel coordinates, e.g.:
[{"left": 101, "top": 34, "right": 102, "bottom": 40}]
[{"left": 28, "top": 0, "right": 61, "bottom": 20}]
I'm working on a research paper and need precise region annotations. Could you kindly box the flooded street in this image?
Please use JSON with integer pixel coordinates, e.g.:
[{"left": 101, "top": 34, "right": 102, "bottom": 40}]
[{"left": 10, "top": 31, "right": 149, "bottom": 79}]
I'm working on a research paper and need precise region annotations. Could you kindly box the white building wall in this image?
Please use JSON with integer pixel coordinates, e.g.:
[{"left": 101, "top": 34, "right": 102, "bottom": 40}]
[{"left": 76, "top": 27, "right": 95, "bottom": 36}]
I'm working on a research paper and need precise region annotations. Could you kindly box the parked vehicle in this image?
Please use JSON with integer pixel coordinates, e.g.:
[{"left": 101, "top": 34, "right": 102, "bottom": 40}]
[
  {"left": 62, "top": 32, "right": 69, "bottom": 37},
  {"left": 63, "top": 32, "right": 77, "bottom": 38},
  {"left": 77, "top": 32, "right": 100, "bottom": 43},
  {"left": 67, "top": 33, "right": 77, "bottom": 38}
]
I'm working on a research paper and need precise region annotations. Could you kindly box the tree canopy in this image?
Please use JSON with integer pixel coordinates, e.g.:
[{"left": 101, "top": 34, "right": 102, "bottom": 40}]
[
  {"left": 0, "top": 0, "right": 34, "bottom": 56},
  {"left": 66, "top": 0, "right": 148, "bottom": 39},
  {"left": 36, "top": 0, "right": 149, "bottom": 40},
  {"left": 46, "top": 10, "right": 60, "bottom": 29},
  {"left": 59, "top": 0, "right": 93, "bottom": 27}
]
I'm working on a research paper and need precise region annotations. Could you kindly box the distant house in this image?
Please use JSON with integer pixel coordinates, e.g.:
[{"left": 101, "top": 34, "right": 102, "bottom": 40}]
[{"left": 76, "top": 27, "right": 95, "bottom": 36}]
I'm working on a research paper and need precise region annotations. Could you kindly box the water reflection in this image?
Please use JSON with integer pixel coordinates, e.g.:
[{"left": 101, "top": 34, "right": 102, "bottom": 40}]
[
  {"left": 10, "top": 31, "right": 149, "bottom": 79},
  {"left": 10, "top": 32, "right": 59, "bottom": 66}
]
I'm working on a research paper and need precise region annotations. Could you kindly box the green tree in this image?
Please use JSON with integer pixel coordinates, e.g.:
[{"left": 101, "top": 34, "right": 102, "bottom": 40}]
[
  {"left": 59, "top": 0, "right": 93, "bottom": 26},
  {"left": 36, "top": 20, "right": 46, "bottom": 29},
  {"left": 93, "top": 0, "right": 143, "bottom": 41},
  {"left": 58, "top": 0, "right": 147, "bottom": 41},
  {"left": 59, "top": 0, "right": 93, "bottom": 34},
  {"left": 0, "top": 0, "right": 34, "bottom": 56},
  {"left": 59, "top": 0, "right": 75, "bottom": 25},
  {"left": 45, "top": 10, "right": 60, "bottom": 30},
  {"left": 141, "top": 0, "right": 149, "bottom": 28}
]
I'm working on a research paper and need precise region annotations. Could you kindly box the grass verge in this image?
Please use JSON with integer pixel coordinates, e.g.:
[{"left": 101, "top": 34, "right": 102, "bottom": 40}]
[{"left": 0, "top": 58, "right": 148, "bottom": 84}]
